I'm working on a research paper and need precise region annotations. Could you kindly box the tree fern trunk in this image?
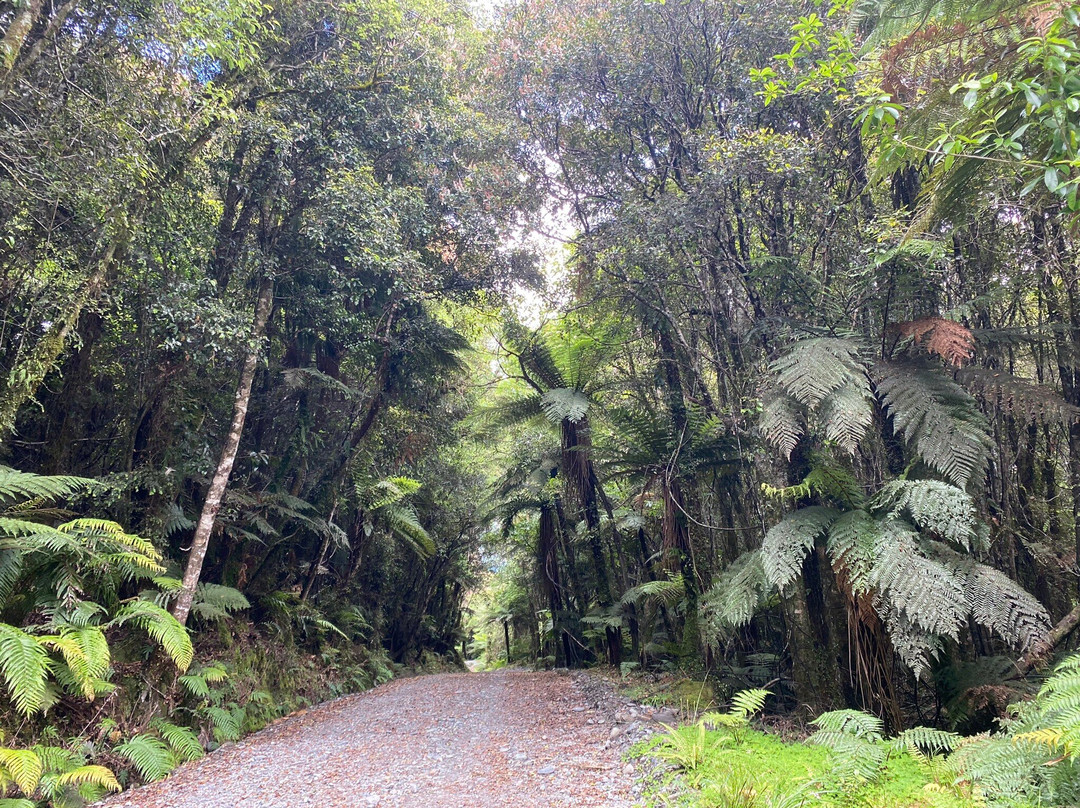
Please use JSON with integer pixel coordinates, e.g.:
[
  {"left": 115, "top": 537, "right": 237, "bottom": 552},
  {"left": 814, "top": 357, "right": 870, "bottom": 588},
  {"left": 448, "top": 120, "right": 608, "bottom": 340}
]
[{"left": 173, "top": 277, "right": 274, "bottom": 626}]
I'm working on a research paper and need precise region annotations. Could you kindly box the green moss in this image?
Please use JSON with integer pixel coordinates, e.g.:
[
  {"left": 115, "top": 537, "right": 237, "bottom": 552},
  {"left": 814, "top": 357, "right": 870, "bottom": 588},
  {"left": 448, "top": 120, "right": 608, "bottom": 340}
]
[{"left": 634, "top": 726, "right": 988, "bottom": 808}]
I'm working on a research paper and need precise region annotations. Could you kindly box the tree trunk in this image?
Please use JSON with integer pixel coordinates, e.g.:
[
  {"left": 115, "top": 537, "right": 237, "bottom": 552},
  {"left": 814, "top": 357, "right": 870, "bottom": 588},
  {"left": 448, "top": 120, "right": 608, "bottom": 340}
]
[
  {"left": 0, "top": 0, "right": 43, "bottom": 72},
  {"left": 173, "top": 277, "right": 274, "bottom": 625},
  {"left": 0, "top": 238, "right": 118, "bottom": 436}
]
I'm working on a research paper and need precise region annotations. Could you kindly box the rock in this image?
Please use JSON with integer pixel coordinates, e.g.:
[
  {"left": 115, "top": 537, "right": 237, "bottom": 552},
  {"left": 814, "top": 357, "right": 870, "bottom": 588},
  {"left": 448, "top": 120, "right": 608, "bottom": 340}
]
[
  {"left": 608, "top": 725, "right": 627, "bottom": 740},
  {"left": 514, "top": 752, "right": 528, "bottom": 761},
  {"left": 538, "top": 765, "right": 556, "bottom": 775},
  {"left": 649, "top": 708, "right": 678, "bottom": 725},
  {"left": 614, "top": 711, "right": 632, "bottom": 723},
  {"left": 622, "top": 764, "right": 635, "bottom": 776},
  {"left": 572, "top": 706, "right": 586, "bottom": 712},
  {"left": 364, "top": 796, "right": 381, "bottom": 806}
]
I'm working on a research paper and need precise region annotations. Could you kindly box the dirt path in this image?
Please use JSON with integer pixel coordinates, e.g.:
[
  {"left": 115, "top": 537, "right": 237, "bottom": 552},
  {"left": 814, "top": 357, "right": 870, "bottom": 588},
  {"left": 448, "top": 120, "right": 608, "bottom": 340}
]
[{"left": 100, "top": 669, "right": 639, "bottom": 808}]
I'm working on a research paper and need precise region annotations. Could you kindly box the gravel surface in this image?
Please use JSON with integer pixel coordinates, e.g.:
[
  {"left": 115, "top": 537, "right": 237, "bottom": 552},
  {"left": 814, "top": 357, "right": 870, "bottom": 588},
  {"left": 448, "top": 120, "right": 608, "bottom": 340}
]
[{"left": 98, "top": 669, "right": 642, "bottom": 808}]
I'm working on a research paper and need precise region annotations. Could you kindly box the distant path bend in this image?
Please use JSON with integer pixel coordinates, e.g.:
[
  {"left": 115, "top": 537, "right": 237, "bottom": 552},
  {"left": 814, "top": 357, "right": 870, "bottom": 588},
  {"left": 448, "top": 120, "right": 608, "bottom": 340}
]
[{"left": 101, "top": 669, "right": 637, "bottom": 808}]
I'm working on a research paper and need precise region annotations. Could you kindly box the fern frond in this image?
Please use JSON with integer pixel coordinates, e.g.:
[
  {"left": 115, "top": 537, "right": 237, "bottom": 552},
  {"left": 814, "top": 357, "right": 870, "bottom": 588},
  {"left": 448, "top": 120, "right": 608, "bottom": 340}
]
[
  {"left": 54, "top": 764, "right": 120, "bottom": 793},
  {"left": 872, "top": 520, "right": 966, "bottom": 639},
  {"left": 0, "top": 468, "right": 93, "bottom": 507},
  {"left": 772, "top": 338, "right": 869, "bottom": 408},
  {"left": 874, "top": 362, "right": 991, "bottom": 488},
  {"left": 190, "top": 583, "right": 250, "bottom": 622},
  {"left": 872, "top": 480, "right": 978, "bottom": 549},
  {"left": 889, "top": 317, "right": 974, "bottom": 367},
  {"left": 620, "top": 574, "right": 685, "bottom": 607},
  {"left": 826, "top": 510, "right": 879, "bottom": 594},
  {"left": 730, "top": 688, "right": 769, "bottom": 719},
  {"left": 113, "top": 734, "right": 176, "bottom": 782},
  {"left": 762, "top": 506, "right": 841, "bottom": 590},
  {"left": 760, "top": 396, "right": 804, "bottom": 459},
  {"left": 151, "top": 720, "right": 204, "bottom": 763},
  {"left": 39, "top": 626, "right": 110, "bottom": 700},
  {"left": 958, "top": 367, "right": 1080, "bottom": 424},
  {"left": 203, "top": 706, "right": 242, "bottom": 742},
  {"left": 894, "top": 726, "right": 960, "bottom": 755},
  {"left": 0, "top": 623, "right": 50, "bottom": 715},
  {"left": 109, "top": 601, "right": 193, "bottom": 671},
  {"left": 0, "top": 748, "right": 42, "bottom": 794},
  {"left": 879, "top": 600, "right": 943, "bottom": 678},
  {"left": 958, "top": 561, "right": 1050, "bottom": 652},
  {"left": 810, "top": 709, "right": 885, "bottom": 740},
  {"left": 818, "top": 382, "right": 875, "bottom": 454},
  {"left": 700, "top": 550, "right": 770, "bottom": 638},
  {"left": 540, "top": 388, "right": 590, "bottom": 424}
]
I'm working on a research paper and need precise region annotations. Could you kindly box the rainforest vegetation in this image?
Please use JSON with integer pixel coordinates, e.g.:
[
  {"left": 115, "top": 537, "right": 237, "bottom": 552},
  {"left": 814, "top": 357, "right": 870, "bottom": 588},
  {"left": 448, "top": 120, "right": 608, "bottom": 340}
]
[{"left": 1, "top": 0, "right": 1080, "bottom": 804}]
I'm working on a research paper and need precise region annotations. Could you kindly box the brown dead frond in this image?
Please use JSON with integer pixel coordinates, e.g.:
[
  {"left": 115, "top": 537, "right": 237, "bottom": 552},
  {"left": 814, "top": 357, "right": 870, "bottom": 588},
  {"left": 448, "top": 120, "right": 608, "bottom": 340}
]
[{"left": 889, "top": 317, "right": 974, "bottom": 366}]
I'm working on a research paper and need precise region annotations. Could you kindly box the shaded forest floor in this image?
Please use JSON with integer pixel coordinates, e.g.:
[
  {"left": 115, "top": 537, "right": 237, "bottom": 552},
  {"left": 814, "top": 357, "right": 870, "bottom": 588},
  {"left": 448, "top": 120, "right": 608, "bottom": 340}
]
[{"left": 96, "top": 670, "right": 639, "bottom": 807}]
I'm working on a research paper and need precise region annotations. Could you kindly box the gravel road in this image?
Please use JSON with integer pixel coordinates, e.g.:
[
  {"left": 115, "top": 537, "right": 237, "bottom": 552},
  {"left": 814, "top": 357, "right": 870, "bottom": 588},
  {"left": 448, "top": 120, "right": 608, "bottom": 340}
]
[{"left": 99, "top": 669, "right": 639, "bottom": 808}]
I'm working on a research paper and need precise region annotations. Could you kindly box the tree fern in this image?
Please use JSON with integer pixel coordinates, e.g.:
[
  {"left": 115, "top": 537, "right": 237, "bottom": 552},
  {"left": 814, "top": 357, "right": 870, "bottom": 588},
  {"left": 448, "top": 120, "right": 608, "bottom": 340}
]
[
  {"left": 874, "top": 362, "right": 991, "bottom": 488},
  {"left": 761, "top": 506, "right": 840, "bottom": 590}
]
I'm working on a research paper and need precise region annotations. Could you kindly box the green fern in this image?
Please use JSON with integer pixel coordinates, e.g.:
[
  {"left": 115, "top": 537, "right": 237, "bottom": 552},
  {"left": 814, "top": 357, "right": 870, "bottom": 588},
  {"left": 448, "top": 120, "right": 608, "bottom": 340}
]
[
  {"left": 772, "top": 339, "right": 869, "bottom": 409},
  {"left": 0, "top": 468, "right": 94, "bottom": 506},
  {"left": 871, "top": 480, "right": 979, "bottom": 549},
  {"left": 113, "top": 734, "right": 177, "bottom": 783},
  {"left": 808, "top": 709, "right": 887, "bottom": 783},
  {"left": 0, "top": 623, "right": 50, "bottom": 716},
  {"left": 203, "top": 705, "right": 243, "bottom": 742},
  {"left": 700, "top": 550, "right": 770, "bottom": 638},
  {"left": 761, "top": 506, "right": 840, "bottom": 590},
  {"left": 620, "top": 573, "right": 685, "bottom": 607},
  {"left": 109, "top": 600, "right": 193, "bottom": 671},
  {"left": 539, "top": 388, "right": 591, "bottom": 424},
  {"left": 151, "top": 720, "right": 205, "bottom": 763},
  {"left": 874, "top": 362, "right": 991, "bottom": 488},
  {"left": 190, "top": 583, "right": 250, "bottom": 622}
]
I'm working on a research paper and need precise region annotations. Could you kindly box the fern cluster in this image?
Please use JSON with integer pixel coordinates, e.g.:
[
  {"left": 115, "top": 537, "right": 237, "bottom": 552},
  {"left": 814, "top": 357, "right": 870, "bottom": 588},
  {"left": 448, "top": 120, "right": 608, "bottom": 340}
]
[
  {"left": 0, "top": 739, "right": 120, "bottom": 807},
  {"left": 0, "top": 468, "right": 196, "bottom": 717},
  {"left": 806, "top": 656, "right": 1080, "bottom": 806},
  {"left": 704, "top": 478, "right": 1049, "bottom": 676}
]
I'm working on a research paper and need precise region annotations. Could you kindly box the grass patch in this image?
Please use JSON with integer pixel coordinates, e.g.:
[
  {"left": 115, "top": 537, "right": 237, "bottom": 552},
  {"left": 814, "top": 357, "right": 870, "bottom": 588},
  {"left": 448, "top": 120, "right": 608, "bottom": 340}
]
[{"left": 633, "top": 725, "right": 979, "bottom": 808}]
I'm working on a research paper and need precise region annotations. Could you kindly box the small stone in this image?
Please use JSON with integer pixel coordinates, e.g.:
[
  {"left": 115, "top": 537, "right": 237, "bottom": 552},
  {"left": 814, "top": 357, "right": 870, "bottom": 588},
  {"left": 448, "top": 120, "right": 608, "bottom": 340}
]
[
  {"left": 572, "top": 706, "right": 586, "bottom": 712},
  {"left": 538, "top": 765, "right": 556, "bottom": 775},
  {"left": 514, "top": 752, "right": 528, "bottom": 761},
  {"left": 623, "top": 764, "right": 635, "bottom": 776},
  {"left": 364, "top": 796, "right": 381, "bottom": 807}
]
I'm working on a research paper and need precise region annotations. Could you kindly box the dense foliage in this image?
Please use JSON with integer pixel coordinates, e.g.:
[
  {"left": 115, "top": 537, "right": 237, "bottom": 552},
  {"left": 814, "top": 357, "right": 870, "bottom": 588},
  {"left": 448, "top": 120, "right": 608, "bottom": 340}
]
[{"left": 3, "top": 0, "right": 1080, "bottom": 803}]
